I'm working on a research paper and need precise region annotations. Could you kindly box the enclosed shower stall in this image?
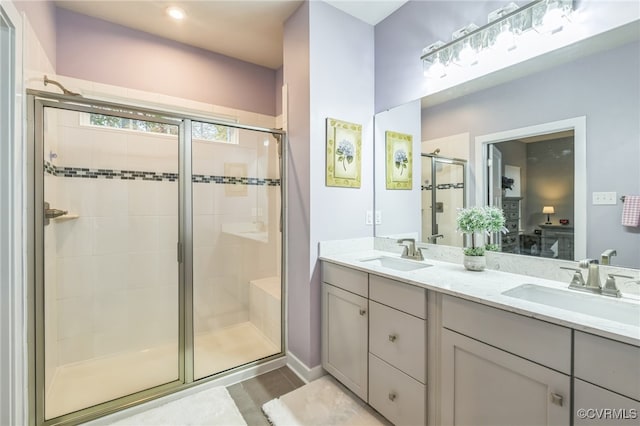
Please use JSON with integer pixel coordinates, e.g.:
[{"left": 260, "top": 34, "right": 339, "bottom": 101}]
[
  {"left": 29, "top": 92, "right": 284, "bottom": 425},
  {"left": 421, "top": 154, "right": 466, "bottom": 247}
]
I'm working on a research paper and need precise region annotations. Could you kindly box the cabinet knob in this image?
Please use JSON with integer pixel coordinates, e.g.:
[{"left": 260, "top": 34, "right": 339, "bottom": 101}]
[
  {"left": 388, "top": 392, "right": 397, "bottom": 401},
  {"left": 388, "top": 334, "right": 398, "bottom": 342},
  {"left": 550, "top": 393, "right": 563, "bottom": 407},
  {"left": 359, "top": 309, "right": 366, "bottom": 316}
]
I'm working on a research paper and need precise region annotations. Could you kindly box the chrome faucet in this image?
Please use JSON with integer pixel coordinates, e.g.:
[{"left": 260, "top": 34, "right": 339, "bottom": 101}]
[
  {"left": 397, "top": 238, "right": 424, "bottom": 261},
  {"left": 601, "top": 273, "right": 634, "bottom": 298},
  {"left": 562, "top": 259, "right": 601, "bottom": 294},
  {"left": 600, "top": 249, "right": 617, "bottom": 265}
]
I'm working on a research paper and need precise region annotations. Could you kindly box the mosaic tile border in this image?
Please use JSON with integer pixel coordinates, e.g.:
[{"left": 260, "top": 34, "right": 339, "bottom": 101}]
[
  {"left": 421, "top": 182, "right": 464, "bottom": 191},
  {"left": 44, "top": 161, "right": 280, "bottom": 186}
]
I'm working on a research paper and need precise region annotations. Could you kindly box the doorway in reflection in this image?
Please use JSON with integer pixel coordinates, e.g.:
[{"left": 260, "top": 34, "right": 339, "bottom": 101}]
[
  {"left": 421, "top": 154, "right": 467, "bottom": 248},
  {"left": 487, "top": 131, "right": 575, "bottom": 259}
]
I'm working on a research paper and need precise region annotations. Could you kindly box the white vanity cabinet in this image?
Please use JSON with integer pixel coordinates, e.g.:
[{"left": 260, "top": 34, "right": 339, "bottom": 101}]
[
  {"left": 321, "top": 262, "right": 427, "bottom": 425},
  {"left": 573, "top": 332, "right": 640, "bottom": 425},
  {"left": 321, "top": 263, "right": 369, "bottom": 401},
  {"left": 368, "top": 275, "right": 427, "bottom": 426},
  {"left": 440, "top": 295, "right": 572, "bottom": 426}
]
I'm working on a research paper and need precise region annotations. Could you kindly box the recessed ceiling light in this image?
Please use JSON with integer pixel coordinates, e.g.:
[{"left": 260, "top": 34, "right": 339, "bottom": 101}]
[{"left": 166, "top": 6, "right": 186, "bottom": 20}]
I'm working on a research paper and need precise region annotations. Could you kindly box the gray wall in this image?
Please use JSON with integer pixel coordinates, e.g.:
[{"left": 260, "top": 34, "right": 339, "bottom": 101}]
[
  {"left": 55, "top": 8, "right": 277, "bottom": 116},
  {"left": 496, "top": 140, "right": 528, "bottom": 226},
  {"left": 421, "top": 41, "right": 640, "bottom": 267}
]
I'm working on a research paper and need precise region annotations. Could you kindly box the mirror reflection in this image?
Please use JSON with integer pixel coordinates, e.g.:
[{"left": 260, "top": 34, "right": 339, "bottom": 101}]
[{"left": 374, "top": 31, "right": 640, "bottom": 269}]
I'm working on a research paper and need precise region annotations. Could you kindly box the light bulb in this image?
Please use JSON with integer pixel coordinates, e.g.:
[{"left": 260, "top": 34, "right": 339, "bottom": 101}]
[
  {"left": 494, "top": 26, "right": 516, "bottom": 52},
  {"left": 458, "top": 44, "right": 478, "bottom": 67},
  {"left": 166, "top": 6, "right": 186, "bottom": 20},
  {"left": 542, "top": 7, "right": 564, "bottom": 33},
  {"left": 425, "top": 59, "right": 447, "bottom": 79}
]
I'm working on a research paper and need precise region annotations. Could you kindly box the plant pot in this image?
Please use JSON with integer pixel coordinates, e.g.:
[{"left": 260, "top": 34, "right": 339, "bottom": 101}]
[{"left": 463, "top": 255, "right": 486, "bottom": 272}]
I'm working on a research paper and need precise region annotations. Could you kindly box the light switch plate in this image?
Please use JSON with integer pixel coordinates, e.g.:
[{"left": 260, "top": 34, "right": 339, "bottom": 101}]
[
  {"left": 592, "top": 192, "right": 617, "bottom": 205},
  {"left": 375, "top": 210, "right": 382, "bottom": 225},
  {"left": 365, "top": 210, "right": 373, "bottom": 225}
]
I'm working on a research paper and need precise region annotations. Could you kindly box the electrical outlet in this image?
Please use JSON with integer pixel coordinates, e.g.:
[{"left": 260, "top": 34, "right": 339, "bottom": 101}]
[
  {"left": 365, "top": 210, "right": 373, "bottom": 225},
  {"left": 592, "top": 192, "right": 617, "bottom": 205},
  {"left": 375, "top": 210, "right": 382, "bottom": 225}
]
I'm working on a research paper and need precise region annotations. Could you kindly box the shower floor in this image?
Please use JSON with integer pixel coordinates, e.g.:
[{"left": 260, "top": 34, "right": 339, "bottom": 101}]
[{"left": 45, "top": 321, "right": 279, "bottom": 420}]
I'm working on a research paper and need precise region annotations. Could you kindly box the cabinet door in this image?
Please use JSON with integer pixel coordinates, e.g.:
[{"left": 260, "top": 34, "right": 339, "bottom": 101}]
[
  {"left": 574, "top": 379, "right": 640, "bottom": 426},
  {"left": 441, "top": 329, "right": 570, "bottom": 426},
  {"left": 321, "top": 283, "right": 368, "bottom": 401}
]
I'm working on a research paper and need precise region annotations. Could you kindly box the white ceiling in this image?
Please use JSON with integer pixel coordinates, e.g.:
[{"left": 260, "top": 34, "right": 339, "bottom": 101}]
[{"left": 55, "top": 0, "right": 408, "bottom": 70}]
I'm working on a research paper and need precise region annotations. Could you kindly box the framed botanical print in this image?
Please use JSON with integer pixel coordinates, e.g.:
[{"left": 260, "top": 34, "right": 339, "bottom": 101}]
[
  {"left": 326, "top": 118, "right": 362, "bottom": 188},
  {"left": 385, "top": 131, "right": 412, "bottom": 190}
]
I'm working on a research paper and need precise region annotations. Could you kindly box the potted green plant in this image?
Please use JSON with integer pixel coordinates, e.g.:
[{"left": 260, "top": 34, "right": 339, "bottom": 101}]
[{"left": 456, "top": 206, "right": 507, "bottom": 271}]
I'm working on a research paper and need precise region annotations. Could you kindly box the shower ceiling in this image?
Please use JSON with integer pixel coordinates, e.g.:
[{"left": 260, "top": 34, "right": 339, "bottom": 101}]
[{"left": 54, "top": 0, "right": 407, "bottom": 69}]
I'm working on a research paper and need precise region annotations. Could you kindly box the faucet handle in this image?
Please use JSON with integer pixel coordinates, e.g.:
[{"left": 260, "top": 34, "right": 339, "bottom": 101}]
[
  {"left": 602, "top": 274, "right": 634, "bottom": 298},
  {"left": 560, "top": 267, "right": 585, "bottom": 288}
]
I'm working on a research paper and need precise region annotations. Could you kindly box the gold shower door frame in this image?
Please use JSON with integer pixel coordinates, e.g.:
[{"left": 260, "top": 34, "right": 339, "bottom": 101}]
[{"left": 28, "top": 92, "right": 286, "bottom": 426}]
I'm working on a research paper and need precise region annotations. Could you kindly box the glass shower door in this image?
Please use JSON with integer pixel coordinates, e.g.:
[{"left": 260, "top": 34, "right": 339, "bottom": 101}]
[
  {"left": 39, "top": 105, "right": 181, "bottom": 420},
  {"left": 191, "top": 122, "right": 282, "bottom": 380}
]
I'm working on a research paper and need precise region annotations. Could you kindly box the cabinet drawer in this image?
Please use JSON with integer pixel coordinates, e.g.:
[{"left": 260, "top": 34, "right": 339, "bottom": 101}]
[
  {"left": 574, "top": 331, "right": 640, "bottom": 400},
  {"left": 369, "top": 301, "right": 426, "bottom": 382},
  {"left": 369, "top": 353, "right": 426, "bottom": 426},
  {"left": 442, "top": 295, "right": 571, "bottom": 374},
  {"left": 322, "top": 262, "right": 368, "bottom": 297},
  {"left": 574, "top": 379, "right": 640, "bottom": 425},
  {"left": 370, "top": 274, "right": 426, "bottom": 318}
]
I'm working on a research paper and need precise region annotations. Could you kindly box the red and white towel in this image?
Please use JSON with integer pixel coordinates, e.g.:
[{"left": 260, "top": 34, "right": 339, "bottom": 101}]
[{"left": 622, "top": 195, "right": 640, "bottom": 227}]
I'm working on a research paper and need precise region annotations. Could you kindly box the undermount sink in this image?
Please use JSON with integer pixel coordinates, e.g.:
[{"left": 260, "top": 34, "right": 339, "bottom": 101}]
[
  {"left": 502, "top": 284, "right": 640, "bottom": 326},
  {"left": 359, "top": 255, "right": 432, "bottom": 272}
]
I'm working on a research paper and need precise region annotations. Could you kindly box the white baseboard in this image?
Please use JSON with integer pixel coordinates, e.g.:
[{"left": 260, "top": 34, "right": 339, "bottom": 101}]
[{"left": 286, "top": 351, "right": 326, "bottom": 384}]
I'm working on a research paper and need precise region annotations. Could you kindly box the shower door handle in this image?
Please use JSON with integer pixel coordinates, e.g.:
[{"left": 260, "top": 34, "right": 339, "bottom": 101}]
[{"left": 44, "top": 202, "right": 68, "bottom": 225}]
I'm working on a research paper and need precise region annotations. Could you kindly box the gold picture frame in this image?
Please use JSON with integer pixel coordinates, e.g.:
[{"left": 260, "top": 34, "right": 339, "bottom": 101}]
[
  {"left": 385, "top": 131, "right": 413, "bottom": 190},
  {"left": 326, "top": 118, "right": 362, "bottom": 188}
]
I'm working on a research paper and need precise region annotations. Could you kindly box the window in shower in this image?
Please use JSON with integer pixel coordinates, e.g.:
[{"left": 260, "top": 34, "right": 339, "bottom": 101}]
[{"left": 83, "top": 112, "right": 239, "bottom": 144}]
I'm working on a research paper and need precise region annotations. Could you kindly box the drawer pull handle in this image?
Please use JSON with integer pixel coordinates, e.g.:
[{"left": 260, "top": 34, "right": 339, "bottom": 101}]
[
  {"left": 388, "top": 392, "right": 397, "bottom": 401},
  {"left": 388, "top": 334, "right": 398, "bottom": 342},
  {"left": 550, "top": 393, "right": 563, "bottom": 407},
  {"left": 359, "top": 309, "right": 366, "bottom": 316}
]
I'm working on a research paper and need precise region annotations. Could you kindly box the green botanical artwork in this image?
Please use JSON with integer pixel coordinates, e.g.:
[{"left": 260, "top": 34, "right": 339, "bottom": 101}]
[
  {"left": 326, "top": 118, "right": 362, "bottom": 188},
  {"left": 385, "top": 131, "right": 413, "bottom": 190}
]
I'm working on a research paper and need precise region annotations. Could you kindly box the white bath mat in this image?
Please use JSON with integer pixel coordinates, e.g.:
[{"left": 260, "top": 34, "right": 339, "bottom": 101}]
[
  {"left": 262, "top": 376, "right": 386, "bottom": 426},
  {"left": 108, "top": 386, "right": 246, "bottom": 426}
]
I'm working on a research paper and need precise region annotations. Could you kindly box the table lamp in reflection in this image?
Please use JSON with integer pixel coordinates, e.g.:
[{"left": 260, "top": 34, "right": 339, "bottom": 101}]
[{"left": 542, "top": 206, "right": 555, "bottom": 225}]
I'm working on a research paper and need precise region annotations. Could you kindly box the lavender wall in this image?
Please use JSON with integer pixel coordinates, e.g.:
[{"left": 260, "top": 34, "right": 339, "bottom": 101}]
[
  {"left": 374, "top": 0, "right": 527, "bottom": 112},
  {"left": 308, "top": 0, "right": 375, "bottom": 367},
  {"left": 283, "top": 1, "right": 375, "bottom": 369},
  {"left": 283, "top": 1, "right": 312, "bottom": 366},
  {"left": 55, "top": 8, "right": 277, "bottom": 116},
  {"left": 421, "top": 41, "right": 640, "bottom": 267},
  {"left": 14, "top": 0, "right": 57, "bottom": 68}
]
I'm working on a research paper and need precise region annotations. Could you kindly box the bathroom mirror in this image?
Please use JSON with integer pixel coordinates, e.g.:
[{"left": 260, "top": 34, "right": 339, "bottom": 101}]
[{"left": 374, "top": 29, "right": 640, "bottom": 269}]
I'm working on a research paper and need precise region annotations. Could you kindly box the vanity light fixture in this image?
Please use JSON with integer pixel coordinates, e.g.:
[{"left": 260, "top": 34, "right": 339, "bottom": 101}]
[
  {"left": 421, "top": 0, "right": 573, "bottom": 79},
  {"left": 166, "top": 6, "right": 186, "bottom": 20},
  {"left": 543, "top": 205, "right": 555, "bottom": 224}
]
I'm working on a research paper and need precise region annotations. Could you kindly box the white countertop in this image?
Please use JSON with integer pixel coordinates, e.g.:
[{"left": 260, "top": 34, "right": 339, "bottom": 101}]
[{"left": 320, "top": 249, "right": 640, "bottom": 346}]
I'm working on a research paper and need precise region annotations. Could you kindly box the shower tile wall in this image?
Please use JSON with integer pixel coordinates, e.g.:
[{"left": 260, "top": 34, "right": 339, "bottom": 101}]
[
  {"left": 45, "top": 108, "right": 281, "bottom": 381},
  {"left": 46, "top": 108, "right": 180, "bottom": 368},
  {"left": 192, "top": 129, "right": 281, "bottom": 338}
]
